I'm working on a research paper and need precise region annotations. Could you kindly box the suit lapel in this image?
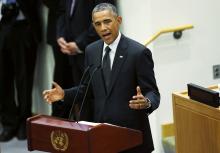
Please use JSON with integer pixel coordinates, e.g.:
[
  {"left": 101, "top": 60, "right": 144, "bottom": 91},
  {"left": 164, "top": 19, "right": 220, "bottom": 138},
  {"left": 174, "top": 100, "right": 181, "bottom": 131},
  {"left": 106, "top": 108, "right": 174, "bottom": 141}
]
[
  {"left": 107, "top": 35, "right": 128, "bottom": 96},
  {"left": 67, "top": 0, "right": 71, "bottom": 18},
  {"left": 94, "top": 41, "right": 103, "bottom": 67},
  {"left": 93, "top": 41, "right": 107, "bottom": 93}
]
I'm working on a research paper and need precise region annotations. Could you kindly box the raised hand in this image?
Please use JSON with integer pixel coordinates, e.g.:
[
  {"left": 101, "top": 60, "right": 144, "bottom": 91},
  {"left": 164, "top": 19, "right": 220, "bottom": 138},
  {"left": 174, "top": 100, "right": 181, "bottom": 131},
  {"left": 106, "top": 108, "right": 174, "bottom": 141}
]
[
  {"left": 129, "top": 86, "right": 150, "bottom": 109},
  {"left": 42, "top": 82, "right": 65, "bottom": 104}
]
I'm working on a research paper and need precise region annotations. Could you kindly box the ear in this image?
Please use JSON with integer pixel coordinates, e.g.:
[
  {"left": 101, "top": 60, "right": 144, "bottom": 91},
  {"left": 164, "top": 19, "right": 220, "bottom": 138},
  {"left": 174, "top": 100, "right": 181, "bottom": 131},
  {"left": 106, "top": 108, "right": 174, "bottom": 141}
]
[{"left": 117, "top": 16, "right": 122, "bottom": 24}]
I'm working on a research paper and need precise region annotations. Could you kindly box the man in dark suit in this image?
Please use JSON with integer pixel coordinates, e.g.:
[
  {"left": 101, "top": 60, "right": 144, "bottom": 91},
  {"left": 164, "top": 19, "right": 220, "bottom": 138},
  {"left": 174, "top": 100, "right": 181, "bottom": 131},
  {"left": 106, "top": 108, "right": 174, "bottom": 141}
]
[
  {"left": 0, "top": 0, "right": 41, "bottom": 141},
  {"left": 42, "top": 0, "right": 73, "bottom": 87},
  {"left": 52, "top": 0, "right": 116, "bottom": 118},
  {"left": 42, "top": 0, "right": 73, "bottom": 90},
  {"left": 42, "top": 0, "right": 75, "bottom": 118},
  {"left": 43, "top": 3, "right": 160, "bottom": 153}
]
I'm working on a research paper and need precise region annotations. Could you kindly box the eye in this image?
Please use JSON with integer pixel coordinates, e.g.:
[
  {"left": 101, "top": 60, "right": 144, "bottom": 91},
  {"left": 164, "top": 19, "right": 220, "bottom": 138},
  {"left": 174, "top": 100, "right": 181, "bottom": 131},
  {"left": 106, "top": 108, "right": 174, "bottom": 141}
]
[
  {"left": 94, "top": 22, "right": 101, "bottom": 27},
  {"left": 103, "top": 19, "right": 112, "bottom": 24}
]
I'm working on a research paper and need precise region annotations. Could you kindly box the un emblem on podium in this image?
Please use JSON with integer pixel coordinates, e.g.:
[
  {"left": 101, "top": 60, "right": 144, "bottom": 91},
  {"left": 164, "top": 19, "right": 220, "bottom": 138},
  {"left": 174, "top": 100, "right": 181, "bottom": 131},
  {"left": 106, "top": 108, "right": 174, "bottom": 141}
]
[{"left": 51, "top": 130, "right": 69, "bottom": 152}]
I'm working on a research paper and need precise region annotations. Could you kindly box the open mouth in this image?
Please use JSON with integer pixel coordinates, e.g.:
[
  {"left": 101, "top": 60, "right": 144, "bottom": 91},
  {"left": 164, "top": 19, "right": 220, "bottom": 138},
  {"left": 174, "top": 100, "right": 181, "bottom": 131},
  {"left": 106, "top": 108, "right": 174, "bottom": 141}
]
[{"left": 102, "top": 33, "right": 111, "bottom": 39}]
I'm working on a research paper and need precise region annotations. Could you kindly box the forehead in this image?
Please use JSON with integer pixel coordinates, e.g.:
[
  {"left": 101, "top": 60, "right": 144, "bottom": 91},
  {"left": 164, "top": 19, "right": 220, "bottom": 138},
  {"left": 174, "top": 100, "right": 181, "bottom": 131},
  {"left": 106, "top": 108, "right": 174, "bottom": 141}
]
[{"left": 92, "top": 10, "right": 115, "bottom": 22}]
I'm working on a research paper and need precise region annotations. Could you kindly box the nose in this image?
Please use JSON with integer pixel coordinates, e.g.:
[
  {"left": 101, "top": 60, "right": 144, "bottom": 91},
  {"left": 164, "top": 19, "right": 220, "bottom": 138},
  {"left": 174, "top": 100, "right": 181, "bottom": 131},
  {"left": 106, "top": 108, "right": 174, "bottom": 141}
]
[{"left": 100, "top": 23, "right": 107, "bottom": 32}]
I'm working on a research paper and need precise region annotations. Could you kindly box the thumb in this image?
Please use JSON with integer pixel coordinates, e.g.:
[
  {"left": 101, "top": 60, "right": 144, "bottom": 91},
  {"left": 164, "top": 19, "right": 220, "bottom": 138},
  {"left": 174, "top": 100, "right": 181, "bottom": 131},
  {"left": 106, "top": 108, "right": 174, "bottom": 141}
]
[
  {"left": 136, "top": 86, "right": 141, "bottom": 96},
  {"left": 52, "top": 82, "right": 60, "bottom": 89}
]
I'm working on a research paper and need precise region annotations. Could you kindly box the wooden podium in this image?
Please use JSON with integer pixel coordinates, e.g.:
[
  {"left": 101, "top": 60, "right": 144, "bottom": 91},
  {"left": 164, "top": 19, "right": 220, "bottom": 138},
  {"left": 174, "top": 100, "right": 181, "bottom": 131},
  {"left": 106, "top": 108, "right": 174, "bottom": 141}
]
[
  {"left": 172, "top": 85, "right": 220, "bottom": 153},
  {"left": 27, "top": 115, "right": 142, "bottom": 153}
]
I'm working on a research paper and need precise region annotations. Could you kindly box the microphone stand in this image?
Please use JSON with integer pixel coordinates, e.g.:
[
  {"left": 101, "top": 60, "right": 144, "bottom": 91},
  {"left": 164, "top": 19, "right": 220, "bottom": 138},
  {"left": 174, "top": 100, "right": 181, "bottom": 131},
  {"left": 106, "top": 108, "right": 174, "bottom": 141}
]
[
  {"left": 77, "top": 65, "right": 101, "bottom": 122},
  {"left": 68, "top": 64, "right": 93, "bottom": 120}
]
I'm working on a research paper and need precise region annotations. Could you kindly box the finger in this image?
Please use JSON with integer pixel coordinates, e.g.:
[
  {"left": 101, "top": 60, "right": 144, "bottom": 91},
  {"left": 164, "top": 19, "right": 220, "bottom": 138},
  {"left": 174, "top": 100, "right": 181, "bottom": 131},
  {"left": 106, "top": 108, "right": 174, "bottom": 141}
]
[
  {"left": 133, "top": 95, "right": 144, "bottom": 100},
  {"left": 65, "top": 43, "right": 72, "bottom": 48},
  {"left": 59, "top": 42, "right": 68, "bottom": 50},
  {"left": 64, "top": 47, "right": 74, "bottom": 54},
  {"left": 46, "top": 98, "right": 52, "bottom": 104},
  {"left": 44, "top": 95, "right": 51, "bottom": 104},
  {"left": 136, "top": 86, "right": 141, "bottom": 96},
  {"left": 60, "top": 49, "right": 68, "bottom": 54},
  {"left": 131, "top": 103, "right": 147, "bottom": 109},
  {"left": 61, "top": 48, "right": 72, "bottom": 55},
  {"left": 60, "top": 46, "right": 69, "bottom": 52},
  {"left": 129, "top": 99, "right": 148, "bottom": 109},
  {"left": 44, "top": 94, "right": 53, "bottom": 104},
  {"left": 42, "top": 90, "right": 50, "bottom": 96},
  {"left": 58, "top": 39, "right": 67, "bottom": 46},
  {"left": 58, "top": 42, "right": 66, "bottom": 49},
  {"left": 129, "top": 99, "right": 145, "bottom": 104},
  {"left": 129, "top": 103, "right": 137, "bottom": 109},
  {"left": 129, "top": 103, "right": 142, "bottom": 109}
]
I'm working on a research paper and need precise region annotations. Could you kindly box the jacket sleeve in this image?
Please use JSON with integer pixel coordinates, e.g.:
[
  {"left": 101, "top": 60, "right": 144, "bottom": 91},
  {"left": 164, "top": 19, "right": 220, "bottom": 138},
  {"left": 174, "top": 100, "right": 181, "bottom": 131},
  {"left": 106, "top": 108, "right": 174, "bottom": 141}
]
[{"left": 136, "top": 48, "right": 160, "bottom": 114}]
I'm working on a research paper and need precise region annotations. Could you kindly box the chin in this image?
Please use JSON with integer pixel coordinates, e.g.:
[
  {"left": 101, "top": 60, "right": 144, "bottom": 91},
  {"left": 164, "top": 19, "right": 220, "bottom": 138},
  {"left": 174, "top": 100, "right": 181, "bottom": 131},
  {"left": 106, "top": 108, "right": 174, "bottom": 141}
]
[{"left": 106, "top": 40, "right": 114, "bottom": 45}]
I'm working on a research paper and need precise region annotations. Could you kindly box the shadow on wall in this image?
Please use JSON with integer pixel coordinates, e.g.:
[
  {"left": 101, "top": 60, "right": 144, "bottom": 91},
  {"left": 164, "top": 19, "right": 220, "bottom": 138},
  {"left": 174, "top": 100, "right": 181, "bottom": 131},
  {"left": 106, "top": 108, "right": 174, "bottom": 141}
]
[{"left": 153, "top": 32, "right": 192, "bottom": 65}]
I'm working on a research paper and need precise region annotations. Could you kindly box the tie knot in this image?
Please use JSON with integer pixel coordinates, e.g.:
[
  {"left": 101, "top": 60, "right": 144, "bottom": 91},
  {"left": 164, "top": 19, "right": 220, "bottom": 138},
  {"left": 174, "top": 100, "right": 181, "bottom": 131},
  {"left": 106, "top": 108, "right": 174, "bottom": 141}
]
[{"left": 105, "top": 46, "right": 111, "bottom": 53}]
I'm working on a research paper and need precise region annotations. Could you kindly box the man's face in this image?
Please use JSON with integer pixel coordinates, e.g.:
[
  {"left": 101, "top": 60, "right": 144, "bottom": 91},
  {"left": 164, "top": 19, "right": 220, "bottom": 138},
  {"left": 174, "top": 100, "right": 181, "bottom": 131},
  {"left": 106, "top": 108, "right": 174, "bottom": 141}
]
[{"left": 92, "top": 10, "right": 122, "bottom": 45}]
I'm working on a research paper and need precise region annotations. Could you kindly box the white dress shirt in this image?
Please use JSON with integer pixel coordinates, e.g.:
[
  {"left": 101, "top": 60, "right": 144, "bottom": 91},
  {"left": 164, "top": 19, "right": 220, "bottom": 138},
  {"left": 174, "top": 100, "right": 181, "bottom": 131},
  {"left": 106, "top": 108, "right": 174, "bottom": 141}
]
[{"left": 102, "top": 32, "right": 121, "bottom": 69}]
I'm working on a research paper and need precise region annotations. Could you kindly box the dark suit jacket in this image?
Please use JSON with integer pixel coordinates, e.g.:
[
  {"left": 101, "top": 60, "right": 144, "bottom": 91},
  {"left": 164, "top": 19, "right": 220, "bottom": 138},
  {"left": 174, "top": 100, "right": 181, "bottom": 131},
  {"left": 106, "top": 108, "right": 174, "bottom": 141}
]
[
  {"left": 42, "top": 0, "right": 63, "bottom": 45},
  {"left": 64, "top": 35, "right": 160, "bottom": 153}
]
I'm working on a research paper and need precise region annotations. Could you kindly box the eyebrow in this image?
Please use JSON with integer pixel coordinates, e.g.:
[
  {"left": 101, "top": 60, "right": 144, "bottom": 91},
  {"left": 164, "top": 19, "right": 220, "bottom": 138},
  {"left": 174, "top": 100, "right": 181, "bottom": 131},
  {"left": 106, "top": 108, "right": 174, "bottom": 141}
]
[{"left": 94, "top": 17, "right": 112, "bottom": 23}]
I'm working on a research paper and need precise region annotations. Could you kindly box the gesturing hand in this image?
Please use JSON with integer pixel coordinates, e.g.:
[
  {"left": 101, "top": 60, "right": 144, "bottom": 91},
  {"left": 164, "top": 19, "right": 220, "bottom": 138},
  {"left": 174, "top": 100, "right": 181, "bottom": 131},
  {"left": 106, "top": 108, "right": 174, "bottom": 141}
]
[
  {"left": 42, "top": 82, "right": 65, "bottom": 104},
  {"left": 129, "top": 86, "right": 151, "bottom": 110}
]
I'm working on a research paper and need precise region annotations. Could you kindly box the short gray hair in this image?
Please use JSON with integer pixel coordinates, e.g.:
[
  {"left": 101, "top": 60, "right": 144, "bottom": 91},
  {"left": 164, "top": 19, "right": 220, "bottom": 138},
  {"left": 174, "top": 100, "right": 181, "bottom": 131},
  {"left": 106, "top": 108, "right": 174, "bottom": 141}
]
[{"left": 92, "top": 3, "right": 118, "bottom": 17}]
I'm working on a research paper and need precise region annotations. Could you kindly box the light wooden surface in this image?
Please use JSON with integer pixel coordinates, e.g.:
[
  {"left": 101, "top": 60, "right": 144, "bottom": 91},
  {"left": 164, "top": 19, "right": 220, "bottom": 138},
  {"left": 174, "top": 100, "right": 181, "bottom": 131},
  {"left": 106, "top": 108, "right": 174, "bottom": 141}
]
[
  {"left": 161, "top": 123, "right": 174, "bottom": 138},
  {"left": 173, "top": 85, "right": 220, "bottom": 153}
]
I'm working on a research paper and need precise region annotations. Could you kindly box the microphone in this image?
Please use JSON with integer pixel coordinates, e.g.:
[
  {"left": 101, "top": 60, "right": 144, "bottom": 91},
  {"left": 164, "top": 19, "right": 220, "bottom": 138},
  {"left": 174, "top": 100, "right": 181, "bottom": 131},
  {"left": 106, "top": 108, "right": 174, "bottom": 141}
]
[
  {"left": 68, "top": 64, "right": 93, "bottom": 120},
  {"left": 77, "top": 65, "right": 101, "bottom": 122}
]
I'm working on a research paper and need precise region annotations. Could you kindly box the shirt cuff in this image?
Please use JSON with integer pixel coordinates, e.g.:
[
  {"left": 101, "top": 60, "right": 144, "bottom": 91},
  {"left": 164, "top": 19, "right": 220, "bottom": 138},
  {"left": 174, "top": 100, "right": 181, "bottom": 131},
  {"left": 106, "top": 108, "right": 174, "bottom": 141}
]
[{"left": 144, "top": 97, "right": 152, "bottom": 109}]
